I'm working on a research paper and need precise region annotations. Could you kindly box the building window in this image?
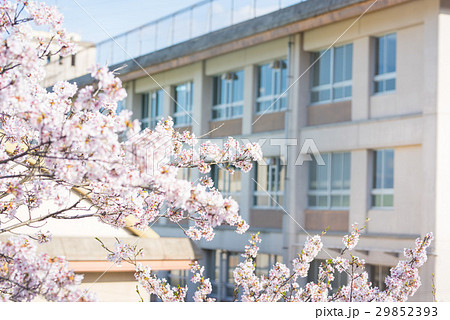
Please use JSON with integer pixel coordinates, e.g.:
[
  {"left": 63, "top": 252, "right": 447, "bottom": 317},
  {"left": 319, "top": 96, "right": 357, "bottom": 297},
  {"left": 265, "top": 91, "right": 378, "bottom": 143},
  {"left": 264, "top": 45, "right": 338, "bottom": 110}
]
[
  {"left": 142, "top": 90, "right": 164, "bottom": 129},
  {"left": 206, "top": 250, "right": 241, "bottom": 301},
  {"left": 207, "top": 250, "right": 221, "bottom": 298},
  {"left": 212, "top": 70, "right": 244, "bottom": 120},
  {"left": 311, "top": 43, "right": 353, "bottom": 104},
  {"left": 58, "top": 56, "right": 63, "bottom": 65},
  {"left": 308, "top": 260, "right": 348, "bottom": 294},
  {"left": 173, "top": 82, "right": 193, "bottom": 127},
  {"left": 256, "top": 59, "right": 288, "bottom": 114},
  {"left": 255, "top": 254, "right": 282, "bottom": 277},
  {"left": 253, "top": 157, "right": 285, "bottom": 208},
  {"left": 367, "top": 264, "right": 391, "bottom": 290},
  {"left": 374, "top": 33, "right": 396, "bottom": 93},
  {"left": 206, "top": 250, "right": 281, "bottom": 301},
  {"left": 176, "top": 167, "right": 191, "bottom": 181},
  {"left": 372, "top": 149, "right": 394, "bottom": 208},
  {"left": 71, "top": 54, "right": 76, "bottom": 66},
  {"left": 225, "top": 252, "right": 240, "bottom": 299},
  {"left": 168, "top": 269, "right": 189, "bottom": 288},
  {"left": 211, "top": 165, "right": 241, "bottom": 203},
  {"left": 116, "top": 100, "right": 126, "bottom": 114},
  {"left": 308, "top": 153, "right": 351, "bottom": 209}
]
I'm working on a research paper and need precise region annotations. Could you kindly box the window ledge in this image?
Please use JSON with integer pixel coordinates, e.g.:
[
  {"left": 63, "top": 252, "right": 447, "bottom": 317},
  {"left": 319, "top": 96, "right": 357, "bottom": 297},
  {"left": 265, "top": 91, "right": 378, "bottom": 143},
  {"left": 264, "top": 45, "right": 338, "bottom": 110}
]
[
  {"left": 369, "top": 207, "right": 394, "bottom": 211},
  {"left": 308, "top": 98, "right": 352, "bottom": 107},
  {"left": 372, "top": 90, "right": 396, "bottom": 97}
]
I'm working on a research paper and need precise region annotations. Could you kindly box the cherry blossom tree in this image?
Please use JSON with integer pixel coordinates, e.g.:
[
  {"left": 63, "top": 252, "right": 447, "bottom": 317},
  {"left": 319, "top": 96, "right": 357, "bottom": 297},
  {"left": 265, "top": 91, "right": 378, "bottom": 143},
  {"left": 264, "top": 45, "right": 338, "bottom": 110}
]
[{"left": 0, "top": 0, "right": 433, "bottom": 302}]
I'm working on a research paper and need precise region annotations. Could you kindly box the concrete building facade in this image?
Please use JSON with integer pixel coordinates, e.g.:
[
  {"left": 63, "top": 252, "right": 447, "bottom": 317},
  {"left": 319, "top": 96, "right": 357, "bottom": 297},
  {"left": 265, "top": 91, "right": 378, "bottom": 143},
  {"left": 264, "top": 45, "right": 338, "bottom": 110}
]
[
  {"left": 37, "top": 31, "right": 96, "bottom": 88},
  {"left": 68, "top": 0, "right": 450, "bottom": 301}
]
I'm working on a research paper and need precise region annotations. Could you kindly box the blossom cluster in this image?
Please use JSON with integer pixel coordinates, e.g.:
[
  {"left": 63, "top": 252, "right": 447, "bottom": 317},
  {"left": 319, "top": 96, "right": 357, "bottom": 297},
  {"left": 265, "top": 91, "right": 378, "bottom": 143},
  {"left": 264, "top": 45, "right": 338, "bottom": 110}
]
[
  {"left": 0, "top": 0, "right": 264, "bottom": 301},
  {"left": 190, "top": 261, "right": 215, "bottom": 302},
  {"left": 0, "top": 236, "right": 96, "bottom": 301},
  {"left": 232, "top": 234, "right": 324, "bottom": 302},
  {"left": 134, "top": 263, "right": 187, "bottom": 302},
  {"left": 342, "top": 223, "right": 365, "bottom": 251},
  {"left": 227, "top": 230, "right": 433, "bottom": 302},
  {"left": 0, "top": 0, "right": 260, "bottom": 244},
  {"left": 98, "top": 225, "right": 433, "bottom": 302},
  {"left": 106, "top": 241, "right": 141, "bottom": 266}
]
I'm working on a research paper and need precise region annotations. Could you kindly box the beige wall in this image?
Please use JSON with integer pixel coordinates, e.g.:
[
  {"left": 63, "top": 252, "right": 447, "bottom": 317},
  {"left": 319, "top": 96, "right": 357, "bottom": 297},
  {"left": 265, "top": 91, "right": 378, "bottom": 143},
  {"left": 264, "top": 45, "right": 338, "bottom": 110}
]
[
  {"left": 43, "top": 42, "right": 96, "bottom": 88},
  {"left": 205, "top": 38, "right": 288, "bottom": 76},
  {"left": 367, "top": 146, "right": 423, "bottom": 235},
  {"left": 81, "top": 272, "right": 150, "bottom": 302}
]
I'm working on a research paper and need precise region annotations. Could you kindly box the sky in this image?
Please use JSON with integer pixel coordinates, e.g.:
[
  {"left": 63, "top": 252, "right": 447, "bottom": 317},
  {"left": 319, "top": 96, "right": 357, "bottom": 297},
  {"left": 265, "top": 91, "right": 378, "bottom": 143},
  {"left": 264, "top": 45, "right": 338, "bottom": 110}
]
[{"left": 45, "top": 0, "right": 201, "bottom": 43}]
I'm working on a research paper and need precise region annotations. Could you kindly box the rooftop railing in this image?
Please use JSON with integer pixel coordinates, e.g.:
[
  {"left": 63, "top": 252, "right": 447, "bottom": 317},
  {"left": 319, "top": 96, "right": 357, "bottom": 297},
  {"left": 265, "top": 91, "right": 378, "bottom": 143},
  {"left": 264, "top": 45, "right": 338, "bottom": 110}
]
[{"left": 96, "top": 0, "right": 307, "bottom": 66}]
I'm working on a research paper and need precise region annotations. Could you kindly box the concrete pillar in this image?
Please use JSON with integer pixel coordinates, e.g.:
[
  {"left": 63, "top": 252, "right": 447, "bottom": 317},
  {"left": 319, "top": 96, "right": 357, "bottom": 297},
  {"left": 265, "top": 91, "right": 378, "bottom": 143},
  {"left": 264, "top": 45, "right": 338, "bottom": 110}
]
[
  {"left": 240, "top": 167, "right": 252, "bottom": 223},
  {"left": 242, "top": 65, "right": 256, "bottom": 135},
  {"left": 162, "top": 85, "right": 172, "bottom": 119},
  {"left": 128, "top": 80, "right": 142, "bottom": 119},
  {"left": 432, "top": 1, "right": 450, "bottom": 302},
  {"left": 284, "top": 33, "right": 310, "bottom": 270},
  {"left": 192, "top": 61, "right": 211, "bottom": 136},
  {"left": 349, "top": 150, "right": 370, "bottom": 231}
]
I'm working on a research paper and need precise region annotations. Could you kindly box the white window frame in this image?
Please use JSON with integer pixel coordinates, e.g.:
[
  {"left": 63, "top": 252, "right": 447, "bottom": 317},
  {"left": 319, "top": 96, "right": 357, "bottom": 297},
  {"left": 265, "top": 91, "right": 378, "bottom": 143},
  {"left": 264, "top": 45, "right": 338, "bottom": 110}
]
[
  {"left": 373, "top": 33, "right": 396, "bottom": 94},
  {"left": 212, "top": 71, "right": 243, "bottom": 121},
  {"left": 310, "top": 44, "right": 353, "bottom": 105},
  {"left": 371, "top": 149, "right": 394, "bottom": 209},
  {"left": 307, "top": 152, "right": 351, "bottom": 210},
  {"left": 255, "top": 59, "right": 288, "bottom": 114},
  {"left": 253, "top": 157, "right": 284, "bottom": 209},
  {"left": 173, "top": 81, "right": 193, "bottom": 127}
]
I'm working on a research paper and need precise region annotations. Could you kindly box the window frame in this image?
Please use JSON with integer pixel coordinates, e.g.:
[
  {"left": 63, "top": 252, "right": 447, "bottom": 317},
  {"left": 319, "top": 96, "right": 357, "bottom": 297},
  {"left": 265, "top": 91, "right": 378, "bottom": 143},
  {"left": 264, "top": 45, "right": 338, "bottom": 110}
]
[
  {"left": 141, "top": 89, "right": 164, "bottom": 129},
  {"left": 367, "top": 264, "right": 391, "bottom": 291},
  {"left": 373, "top": 33, "right": 397, "bottom": 94},
  {"left": 211, "top": 70, "right": 244, "bottom": 121},
  {"left": 173, "top": 81, "right": 193, "bottom": 127},
  {"left": 371, "top": 149, "right": 394, "bottom": 209},
  {"left": 211, "top": 165, "right": 241, "bottom": 202},
  {"left": 254, "top": 253, "right": 282, "bottom": 277},
  {"left": 255, "top": 59, "right": 288, "bottom": 114},
  {"left": 307, "top": 152, "right": 351, "bottom": 210},
  {"left": 168, "top": 269, "right": 189, "bottom": 288},
  {"left": 253, "top": 157, "right": 285, "bottom": 209},
  {"left": 310, "top": 43, "right": 353, "bottom": 105}
]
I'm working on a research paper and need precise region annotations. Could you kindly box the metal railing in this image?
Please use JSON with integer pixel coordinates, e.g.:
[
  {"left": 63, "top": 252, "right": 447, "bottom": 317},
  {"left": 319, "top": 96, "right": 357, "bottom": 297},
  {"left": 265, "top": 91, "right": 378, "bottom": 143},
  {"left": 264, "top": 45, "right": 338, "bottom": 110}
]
[{"left": 96, "top": 0, "right": 307, "bottom": 66}]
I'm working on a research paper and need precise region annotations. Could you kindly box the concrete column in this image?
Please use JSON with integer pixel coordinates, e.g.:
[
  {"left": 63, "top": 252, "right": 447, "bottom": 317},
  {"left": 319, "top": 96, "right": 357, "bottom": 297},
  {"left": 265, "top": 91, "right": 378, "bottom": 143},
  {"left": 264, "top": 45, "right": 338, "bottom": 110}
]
[
  {"left": 284, "top": 33, "right": 310, "bottom": 269},
  {"left": 352, "top": 37, "right": 371, "bottom": 121},
  {"left": 432, "top": 1, "right": 450, "bottom": 302},
  {"left": 240, "top": 167, "right": 252, "bottom": 223},
  {"left": 192, "top": 61, "right": 211, "bottom": 136},
  {"left": 349, "top": 150, "right": 370, "bottom": 231},
  {"left": 242, "top": 65, "right": 256, "bottom": 135},
  {"left": 128, "top": 80, "right": 142, "bottom": 119},
  {"left": 162, "top": 85, "right": 172, "bottom": 119}
]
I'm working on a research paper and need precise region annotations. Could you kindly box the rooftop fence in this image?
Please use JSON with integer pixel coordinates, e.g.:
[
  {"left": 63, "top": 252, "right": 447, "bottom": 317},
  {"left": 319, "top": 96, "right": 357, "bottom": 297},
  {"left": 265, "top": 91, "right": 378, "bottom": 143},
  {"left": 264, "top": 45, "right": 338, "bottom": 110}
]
[{"left": 96, "top": 0, "right": 307, "bottom": 66}]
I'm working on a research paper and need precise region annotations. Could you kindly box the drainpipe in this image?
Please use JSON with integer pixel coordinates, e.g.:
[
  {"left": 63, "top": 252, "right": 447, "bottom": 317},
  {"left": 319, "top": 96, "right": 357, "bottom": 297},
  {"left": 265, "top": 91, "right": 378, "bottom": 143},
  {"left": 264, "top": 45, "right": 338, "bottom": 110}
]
[{"left": 282, "top": 35, "right": 295, "bottom": 265}]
